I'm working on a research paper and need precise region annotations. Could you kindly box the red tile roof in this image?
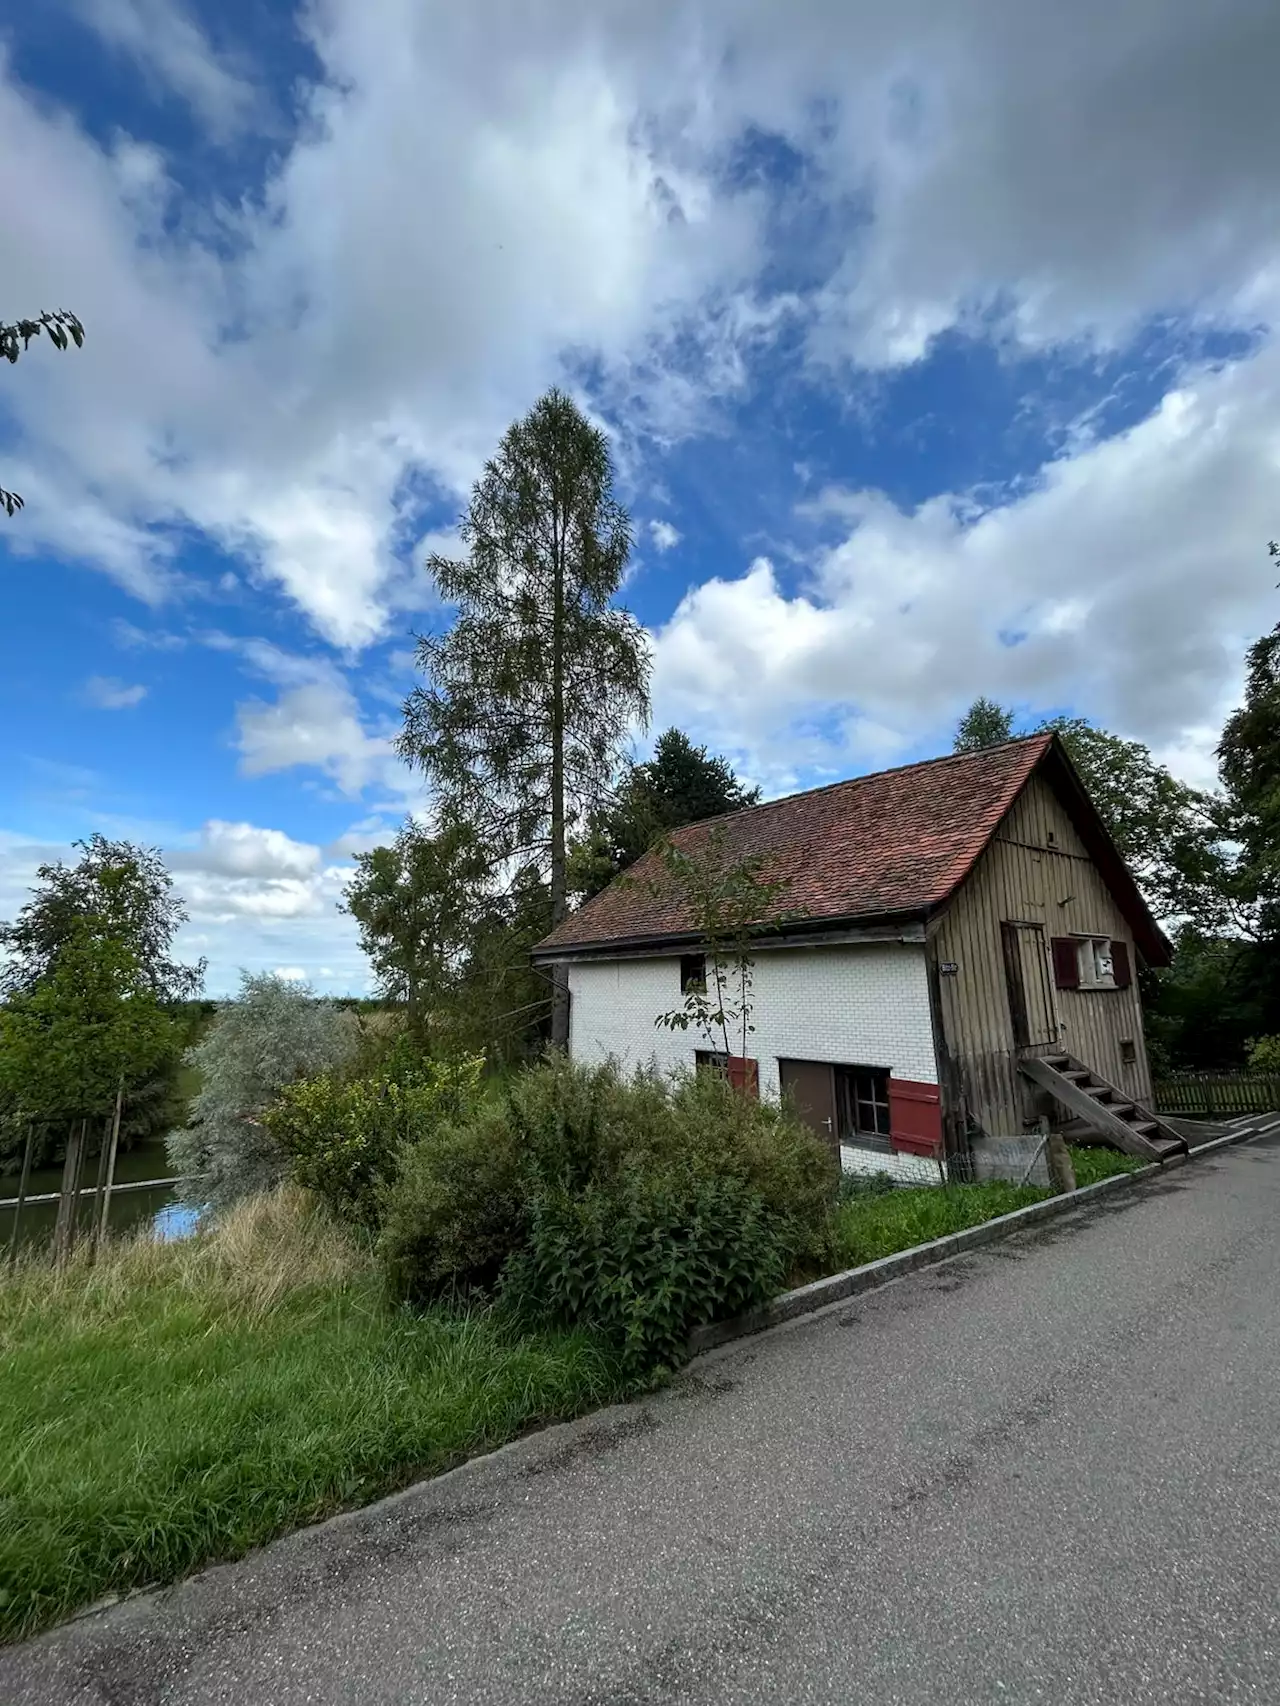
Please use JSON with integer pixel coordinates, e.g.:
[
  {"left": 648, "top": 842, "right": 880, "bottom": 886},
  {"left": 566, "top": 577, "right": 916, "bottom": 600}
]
[{"left": 536, "top": 734, "right": 1057, "bottom": 955}]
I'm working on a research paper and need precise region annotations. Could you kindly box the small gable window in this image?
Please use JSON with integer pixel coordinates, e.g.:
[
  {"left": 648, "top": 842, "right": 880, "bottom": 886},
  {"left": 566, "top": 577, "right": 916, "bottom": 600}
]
[
  {"left": 1083, "top": 938, "right": 1114, "bottom": 988},
  {"left": 680, "top": 954, "right": 706, "bottom": 994},
  {"left": 1052, "top": 936, "right": 1132, "bottom": 991}
]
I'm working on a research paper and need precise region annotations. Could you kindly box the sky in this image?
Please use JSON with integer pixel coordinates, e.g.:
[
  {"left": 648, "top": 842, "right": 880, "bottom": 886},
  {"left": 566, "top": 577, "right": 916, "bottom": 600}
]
[{"left": 1, "top": 0, "right": 1278, "bottom": 995}]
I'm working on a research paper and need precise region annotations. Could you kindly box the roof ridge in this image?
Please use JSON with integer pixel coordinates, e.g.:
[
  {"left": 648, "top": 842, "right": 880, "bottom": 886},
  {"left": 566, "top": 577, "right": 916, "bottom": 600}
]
[{"left": 669, "top": 731, "right": 1054, "bottom": 840}]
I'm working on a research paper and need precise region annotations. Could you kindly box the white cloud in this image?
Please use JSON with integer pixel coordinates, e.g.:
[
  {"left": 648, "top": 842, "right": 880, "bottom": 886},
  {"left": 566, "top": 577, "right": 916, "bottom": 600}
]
[
  {"left": 235, "top": 681, "right": 401, "bottom": 798},
  {"left": 82, "top": 674, "right": 148, "bottom": 709},
  {"left": 72, "top": 0, "right": 259, "bottom": 139},
  {"left": 0, "top": 823, "right": 370, "bottom": 996},
  {"left": 111, "top": 618, "right": 186, "bottom": 652},
  {"left": 649, "top": 519, "right": 682, "bottom": 552},
  {"left": 1, "top": 0, "right": 1278, "bottom": 780},
  {"left": 172, "top": 820, "right": 321, "bottom": 881},
  {"left": 653, "top": 338, "right": 1280, "bottom": 790}
]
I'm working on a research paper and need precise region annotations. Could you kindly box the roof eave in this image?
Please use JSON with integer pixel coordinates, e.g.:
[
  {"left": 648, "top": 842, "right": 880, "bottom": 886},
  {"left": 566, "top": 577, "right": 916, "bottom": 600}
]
[{"left": 531, "top": 906, "right": 930, "bottom": 963}]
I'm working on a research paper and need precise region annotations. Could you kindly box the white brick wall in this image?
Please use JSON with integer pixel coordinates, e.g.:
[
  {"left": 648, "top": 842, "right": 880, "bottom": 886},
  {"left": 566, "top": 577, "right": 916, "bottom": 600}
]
[
  {"left": 568, "top": 943, "right": 939, "bottom": 1176},
  {"left": 839, "top": 1142, "right": 942, "bottom": 1186}
]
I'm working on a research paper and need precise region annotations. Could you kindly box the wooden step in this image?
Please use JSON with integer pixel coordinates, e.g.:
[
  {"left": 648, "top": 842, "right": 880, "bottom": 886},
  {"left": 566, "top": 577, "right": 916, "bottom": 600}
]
[{"left": 1020, "top": 1051, "right": 1189, "bottom": 1161}]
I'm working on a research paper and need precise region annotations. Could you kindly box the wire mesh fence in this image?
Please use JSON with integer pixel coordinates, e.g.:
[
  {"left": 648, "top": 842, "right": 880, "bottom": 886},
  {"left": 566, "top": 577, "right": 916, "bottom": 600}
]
[{"left": 839, "top": 1132, "right": 1058, "bottom": 1191}]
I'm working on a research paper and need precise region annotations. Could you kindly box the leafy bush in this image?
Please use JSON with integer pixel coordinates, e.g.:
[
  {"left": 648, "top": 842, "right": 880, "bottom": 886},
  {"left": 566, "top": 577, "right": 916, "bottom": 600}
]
[
  {"left": 1247, "top": 1034, "right": 1280, "bottom": 1073},
  {"left": 262, "top": 1054, "right": 483, "bottom": 1225},
  {"left": 166, "top": 974, "right": 361, "bottom": 1212},
  {"left": 379, "top": 1055, "right": 839, "bottom": 1368},
  {"left": 381, "top": 1106, "right": 527, "bottom": 1304},
  {"left": 503, "top": 1173, "right": 787, "bottom": 1375}
]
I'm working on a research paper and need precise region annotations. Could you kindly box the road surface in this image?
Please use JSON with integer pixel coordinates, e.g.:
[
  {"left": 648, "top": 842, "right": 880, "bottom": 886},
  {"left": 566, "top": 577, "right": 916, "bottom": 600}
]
[{"left": 5, "top": 1127, "right": 1280, "bottom": 1705}]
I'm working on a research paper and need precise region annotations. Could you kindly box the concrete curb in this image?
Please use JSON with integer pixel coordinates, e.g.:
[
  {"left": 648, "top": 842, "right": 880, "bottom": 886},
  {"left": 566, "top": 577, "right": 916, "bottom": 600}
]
[{"left": 688, "top": 1122, "right": 1269, "bottom": 1357}]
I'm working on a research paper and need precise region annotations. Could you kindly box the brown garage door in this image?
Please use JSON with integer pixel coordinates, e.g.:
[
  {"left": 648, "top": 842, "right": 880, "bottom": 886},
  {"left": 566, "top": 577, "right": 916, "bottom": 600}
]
[{"left": 778, "top": 1059, "right": 839, "bottom": 1159}]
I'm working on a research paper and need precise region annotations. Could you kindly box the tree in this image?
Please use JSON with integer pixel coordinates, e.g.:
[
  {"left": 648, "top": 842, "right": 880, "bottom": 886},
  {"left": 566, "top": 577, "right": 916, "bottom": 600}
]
[
  {"left": 450, "top": 867, "right": 556, "bottom": 1067},
  {"left": 0, "top": 927, "right": 179, "bottom": 1131},
  {"left": 953, "top": 696, "right": 1015, "bottom": 752},
  {"left": 398, "top": 388, "right": 651, "bottom": 1047},
  {"left": 0, "top": 834, "right": 204, "bottom": 1002},
  {"left": 1216, "top": 621, "right": 1280, "bottom": 940},
  {"left": 650, "top": 827, "right": 791, "bottom": 1066},
  {"left": 1042, "top": 717, "right": 1226, "bottom": 927},
  {"left": 341, "top": 820, "right": 488, "bottom": 1046},
  {"left": 0, "top": 924, "right": 181, "bottom": 1260},
  {"left": 571, "top": 728, "right": 761, "bottom": 901},
  {"left": 166, "top": 974, "right": 361, "bottom": 1212},
  {"left": 1, "top": 310, "right": 84, "bottom": 516}
]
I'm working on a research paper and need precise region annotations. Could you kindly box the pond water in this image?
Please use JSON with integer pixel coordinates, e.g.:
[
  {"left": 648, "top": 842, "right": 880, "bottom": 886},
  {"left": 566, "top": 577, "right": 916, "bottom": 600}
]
[{"left": 0, "top": 1139, "right": 197, "bottom": 1255}]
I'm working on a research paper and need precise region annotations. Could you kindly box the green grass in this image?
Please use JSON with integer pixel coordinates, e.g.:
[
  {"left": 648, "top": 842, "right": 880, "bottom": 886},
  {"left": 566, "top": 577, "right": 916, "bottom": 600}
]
[
  {"left": 830, "top": 1179, "right": 1051, "bottom": 1269},
  {"left": 828, "top": 1142, "right": 1144, "bottom": 1270},
  {"left": 1066, "top": 1144, "right": 1145, "bottom": 1186},
  {"left": 0, "top": 1189, "right": 629, "bottom": 1646}
]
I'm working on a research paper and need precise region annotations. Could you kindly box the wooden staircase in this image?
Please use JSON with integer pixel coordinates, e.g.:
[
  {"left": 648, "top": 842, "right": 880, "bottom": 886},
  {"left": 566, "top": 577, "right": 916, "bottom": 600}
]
[{"left": 1019, "top": 1052, "right": 1187, "bottom": 1162}]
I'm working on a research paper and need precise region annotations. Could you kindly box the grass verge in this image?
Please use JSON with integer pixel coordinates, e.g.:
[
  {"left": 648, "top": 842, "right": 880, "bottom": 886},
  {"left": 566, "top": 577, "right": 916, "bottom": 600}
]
[
  {"left": 0, "top": 1189, "right": 629, "bottom": 1646},
  {"left": 1067, "top": 1144, "right": 1145, "bottom": 1186},
  {"left": 830, "top": 1179, "right": 1050, "bottom": 1268},
  {"left": 828, "top": 1144, "right": 1140, "bottom": 1270}
]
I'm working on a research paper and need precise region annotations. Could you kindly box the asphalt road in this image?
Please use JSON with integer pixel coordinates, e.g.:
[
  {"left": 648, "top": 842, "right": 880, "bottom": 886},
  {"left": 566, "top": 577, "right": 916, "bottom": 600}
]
[{"left": 6, "top": 1130, "right": 1280, "bottom": 1706}]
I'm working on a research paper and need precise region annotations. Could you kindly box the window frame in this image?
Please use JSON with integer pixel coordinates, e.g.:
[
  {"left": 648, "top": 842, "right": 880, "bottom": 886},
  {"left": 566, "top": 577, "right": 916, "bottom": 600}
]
[
  {"left": 680, "top": 953, "right": 707, "bottom": 995},
  {"left": 1077, "top": 935, "right": 1116, "bottom": 990},
  {"left": 834, "top": 1064, "right": 893, "bottom": 1153},
  {"left": 694, "top": 1049, "right": 729, "bottom": 1079}
]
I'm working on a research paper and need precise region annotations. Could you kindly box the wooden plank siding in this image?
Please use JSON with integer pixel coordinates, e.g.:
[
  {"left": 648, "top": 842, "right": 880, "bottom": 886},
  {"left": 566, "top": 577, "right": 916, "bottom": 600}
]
[{"left": 930, "top": 772, "right": 1153, "bottom": 1138}]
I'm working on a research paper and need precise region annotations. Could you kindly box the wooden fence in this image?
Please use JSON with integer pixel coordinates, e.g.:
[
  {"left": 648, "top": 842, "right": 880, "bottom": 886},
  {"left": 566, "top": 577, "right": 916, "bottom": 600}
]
[{"left": 1152, "top": 1073, "right": 1280, "bottom": 1119}]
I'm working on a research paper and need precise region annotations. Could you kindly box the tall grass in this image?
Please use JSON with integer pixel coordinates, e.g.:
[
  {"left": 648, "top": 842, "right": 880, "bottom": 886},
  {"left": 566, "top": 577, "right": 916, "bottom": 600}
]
[
  {"left": 828, "top": 1144, "right": 1138, "bottom": 1270},
  {"left": 830, "top": 1179, "right": 1051, "bottom": 1269},
  {"left": 1067, "top": 1145, "right": 1143, "bottom": 1186},
  {"left": 0, "top": 1189, "right": 628, "bottom": 1645}
]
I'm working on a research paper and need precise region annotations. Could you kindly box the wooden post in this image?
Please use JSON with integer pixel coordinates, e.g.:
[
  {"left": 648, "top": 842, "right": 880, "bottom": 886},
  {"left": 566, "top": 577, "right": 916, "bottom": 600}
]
[
  {"left": 87, "top": 1108, "right": 113, "bottom": 1260},
  {"left": 1045, "top": 1126, "right": 1076, "bottom": 1195},
  {"left": 5, "top": 1122, "right": 36, "bottom": 1273},
  {"left": 53, "top": 1120, "right": 87, "bottom": 1268},
  {"left": 97, "top": 1078, "right": 125, "bottom": 1249}
]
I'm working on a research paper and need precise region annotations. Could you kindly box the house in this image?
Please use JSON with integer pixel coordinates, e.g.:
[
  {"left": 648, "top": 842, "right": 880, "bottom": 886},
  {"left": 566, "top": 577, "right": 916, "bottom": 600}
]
[{"left": 532, "top": 733, "right": 1181, "bottom": 1182}]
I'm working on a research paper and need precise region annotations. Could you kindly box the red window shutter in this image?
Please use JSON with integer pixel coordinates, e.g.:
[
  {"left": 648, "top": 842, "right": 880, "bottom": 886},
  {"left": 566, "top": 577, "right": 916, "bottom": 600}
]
[
  {"left": 726, "top": 1056, "right": 759, "bottom": 1099},
  {"left": 887, "top": 1078, "right": 942, "bottom": 1157},
  {"left": 1051, "top": 937, "right": 1080, "bottom": 990},
  {"left": 1111, "top": 940, "right": 1132, "bottom": 989}
]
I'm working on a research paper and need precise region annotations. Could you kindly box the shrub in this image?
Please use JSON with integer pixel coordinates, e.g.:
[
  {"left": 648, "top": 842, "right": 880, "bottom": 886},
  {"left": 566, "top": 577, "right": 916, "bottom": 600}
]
[
  {"left": 379, "top": 1055, "right": 839, "bottom": 1367},
  {"left": 664, "top": 1068, "right": 838, "bottom": 1266},
  {"left": 503, "top": 1172, "right": 788, "bottom": 1375},
  {"left": 380, "top": 1106, "right": 527, "bottom": 1304},
  {"left": 1247, "top": 1034, "right": 1280, "bottom": 1073},
  {"left": 166, "top": 974, "right": 361, "bottom": 1212},
  {"left": 495, "top": 1055, "right": 837, "bottom": 1255},
  {"left": 262, "top": 1054, "right": 483, "bottom": 1226}
]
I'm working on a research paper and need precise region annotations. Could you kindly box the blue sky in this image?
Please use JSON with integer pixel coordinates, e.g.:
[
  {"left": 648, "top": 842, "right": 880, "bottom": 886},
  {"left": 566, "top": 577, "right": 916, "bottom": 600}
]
[{"left": 2, "top": 0, "right": 1278, "bottom": 993}]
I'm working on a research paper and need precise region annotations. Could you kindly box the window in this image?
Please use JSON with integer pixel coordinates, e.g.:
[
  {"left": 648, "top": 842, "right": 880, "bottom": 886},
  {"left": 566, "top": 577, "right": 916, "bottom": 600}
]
[
  {"left": 1051, "top": 936, "right": 1132, "bottom": 992},
  {"left": 680, "top": 953, "right": 706, "bottom": 994},
  {"left": 1079, "top": 937, "right": 1115, "bottom": 989},
  {"left": 1120, "top": 1038, "right": 1137, "bottom": 1065},
  {"left": 694, "top": 1049, "right": 728, "bottom": 1078},
  {"left": 835, "top": 1065, "right": 892, "bottom": 1152}
]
